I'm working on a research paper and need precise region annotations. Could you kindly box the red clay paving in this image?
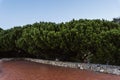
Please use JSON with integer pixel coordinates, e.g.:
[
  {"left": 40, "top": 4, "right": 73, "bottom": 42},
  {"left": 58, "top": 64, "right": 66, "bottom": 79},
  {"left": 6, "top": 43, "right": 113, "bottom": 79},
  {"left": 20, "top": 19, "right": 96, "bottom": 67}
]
[{"left": 0, "top": 60, "right": 119, "bottom": 80}]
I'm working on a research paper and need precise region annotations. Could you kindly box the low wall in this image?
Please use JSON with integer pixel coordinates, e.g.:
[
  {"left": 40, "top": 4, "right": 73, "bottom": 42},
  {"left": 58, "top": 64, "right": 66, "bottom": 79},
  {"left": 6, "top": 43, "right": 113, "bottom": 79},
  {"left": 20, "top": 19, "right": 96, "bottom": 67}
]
[{"left": 0, "top": 58, "right": 120, "bottom": 75}]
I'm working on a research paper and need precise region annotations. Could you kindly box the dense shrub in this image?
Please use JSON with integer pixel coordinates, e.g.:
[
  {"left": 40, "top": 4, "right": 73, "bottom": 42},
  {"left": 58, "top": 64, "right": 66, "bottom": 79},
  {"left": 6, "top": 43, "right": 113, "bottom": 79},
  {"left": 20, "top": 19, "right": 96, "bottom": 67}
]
[{"left": 0, "top": 19, "right": 120, "bottom": 65}]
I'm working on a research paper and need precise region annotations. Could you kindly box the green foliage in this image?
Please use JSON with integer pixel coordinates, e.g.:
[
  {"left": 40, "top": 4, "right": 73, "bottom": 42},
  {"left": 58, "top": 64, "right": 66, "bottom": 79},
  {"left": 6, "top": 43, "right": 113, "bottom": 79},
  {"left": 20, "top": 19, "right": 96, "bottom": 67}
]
[
  {"left": 91, "top": 29, "right": 120, "bottom": 65},
  {"left": 0, "top": 19, "right": 120, "bottom": 65}
]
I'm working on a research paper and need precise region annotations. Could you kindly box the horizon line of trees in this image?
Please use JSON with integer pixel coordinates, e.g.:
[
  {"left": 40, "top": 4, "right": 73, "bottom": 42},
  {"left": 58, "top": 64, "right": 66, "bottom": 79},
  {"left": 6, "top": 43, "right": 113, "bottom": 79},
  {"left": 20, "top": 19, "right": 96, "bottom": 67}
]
[{"left": 0, "top": 19, "right": 120, "bottom": 65}]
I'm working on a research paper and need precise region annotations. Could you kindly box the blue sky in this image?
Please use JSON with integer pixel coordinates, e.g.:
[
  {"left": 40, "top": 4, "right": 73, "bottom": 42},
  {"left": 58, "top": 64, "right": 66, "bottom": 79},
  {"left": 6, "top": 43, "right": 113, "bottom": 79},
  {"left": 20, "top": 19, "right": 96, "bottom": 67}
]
[{"left": 0, "top": 0, "right": 120, "bottom": 29}]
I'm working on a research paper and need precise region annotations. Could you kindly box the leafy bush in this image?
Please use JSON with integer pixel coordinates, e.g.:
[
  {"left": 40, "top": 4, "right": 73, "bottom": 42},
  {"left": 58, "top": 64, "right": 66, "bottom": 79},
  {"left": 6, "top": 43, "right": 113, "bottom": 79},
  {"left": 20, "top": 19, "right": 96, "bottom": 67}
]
[{"left": 0, "top": 19, "right": 120, "bottom": 65}]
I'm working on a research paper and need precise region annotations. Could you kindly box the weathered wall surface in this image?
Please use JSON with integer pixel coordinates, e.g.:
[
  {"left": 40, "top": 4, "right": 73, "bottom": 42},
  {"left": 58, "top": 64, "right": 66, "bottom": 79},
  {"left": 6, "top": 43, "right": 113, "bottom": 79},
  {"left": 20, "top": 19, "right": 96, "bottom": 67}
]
[{"left": 0, "top": 58, "right": 120, "bottom": 75}]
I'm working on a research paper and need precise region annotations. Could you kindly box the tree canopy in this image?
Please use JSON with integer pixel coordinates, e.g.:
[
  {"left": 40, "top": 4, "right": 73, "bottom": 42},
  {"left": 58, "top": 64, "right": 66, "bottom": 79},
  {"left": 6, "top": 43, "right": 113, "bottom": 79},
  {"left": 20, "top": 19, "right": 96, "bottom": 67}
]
[{"left": 0, "top": 19, "right": 120, "bottom": 65}]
